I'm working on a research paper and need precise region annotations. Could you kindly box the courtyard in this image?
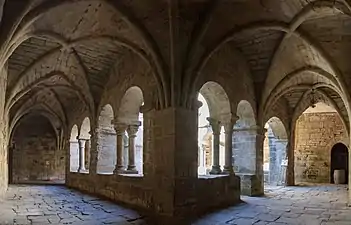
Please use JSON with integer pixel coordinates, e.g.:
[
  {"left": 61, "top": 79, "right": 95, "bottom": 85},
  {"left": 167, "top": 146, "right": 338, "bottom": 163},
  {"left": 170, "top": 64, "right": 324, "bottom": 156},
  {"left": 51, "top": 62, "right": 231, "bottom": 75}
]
[{"left": 1, "top": 184, "right": 350, "bottom": 225}]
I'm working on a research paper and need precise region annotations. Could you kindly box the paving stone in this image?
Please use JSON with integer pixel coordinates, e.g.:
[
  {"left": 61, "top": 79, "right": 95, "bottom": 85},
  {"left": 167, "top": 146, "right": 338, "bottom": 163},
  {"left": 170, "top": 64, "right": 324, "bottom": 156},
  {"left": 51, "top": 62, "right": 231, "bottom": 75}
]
[{"left": 2, "top": 184, "right": 351, "bottom": 225}]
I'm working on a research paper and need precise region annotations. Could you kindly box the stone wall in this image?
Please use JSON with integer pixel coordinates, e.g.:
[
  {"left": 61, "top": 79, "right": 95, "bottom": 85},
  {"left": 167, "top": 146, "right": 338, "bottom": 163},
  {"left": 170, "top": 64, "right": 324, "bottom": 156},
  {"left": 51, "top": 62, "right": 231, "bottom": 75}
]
[
  {"left": 294, "top": 112, "right": 347, "bottom": 183},
  {"left": 0, "top": 65, "right": 8, "bottom": 196},
  {"left": 67, "top": 108, "right": 241, "bottom": 222},
  {"left": 11, "top": 115, "right": 65, "bottom": 183}
]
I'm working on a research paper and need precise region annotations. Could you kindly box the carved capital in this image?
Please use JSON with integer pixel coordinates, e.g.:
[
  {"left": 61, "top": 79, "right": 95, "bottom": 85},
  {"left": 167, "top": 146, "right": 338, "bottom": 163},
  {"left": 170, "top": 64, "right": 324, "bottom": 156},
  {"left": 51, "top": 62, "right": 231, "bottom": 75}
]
[
  {"left": 114, "top": 123, "right": 128, "bottom": 135},
  {"left": 127, "top": 123, "right": 140, "bottom": 137},
  {"left": 222, "top": 115, "right": 239, "bottom": 133},
  {"left": 207, "top": 117, "right": 221, "bottom": 135}
]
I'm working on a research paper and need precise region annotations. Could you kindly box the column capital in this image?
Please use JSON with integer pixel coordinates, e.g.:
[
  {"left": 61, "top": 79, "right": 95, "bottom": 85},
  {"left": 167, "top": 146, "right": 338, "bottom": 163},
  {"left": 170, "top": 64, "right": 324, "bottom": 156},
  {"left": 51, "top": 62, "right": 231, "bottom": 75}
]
[
  {"left": 127, "top": 122, "right": 141, "bottom": 137},
  {"left": 77, "top": 138, "right": 87, "bottom": 145},
  {"left": 222, "top": 115, "right": 239, "bottom": 133},
  {"left": 206, "top": 117, "right": 221, "bottom": 135},
  {"left": 113, "top": 122, "right": 128, "bottom": 135}
]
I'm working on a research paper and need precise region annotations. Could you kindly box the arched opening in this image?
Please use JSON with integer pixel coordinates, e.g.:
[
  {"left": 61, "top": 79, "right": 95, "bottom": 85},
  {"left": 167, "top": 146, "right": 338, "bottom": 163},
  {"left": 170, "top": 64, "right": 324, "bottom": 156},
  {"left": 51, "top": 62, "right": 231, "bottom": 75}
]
[
  {"left": 97, "top": 104, "right": 116, "bottom": 174},
  {"left": 70, "top": 125, "right": 79, "bottom": 172},
  {"left": 197, "top": 81, "right": 231, "bottom": 176},
  {"left": 233, "top": 100, "right": 256, "bottom": 174},
  {"left": 10, "top": 115, "right": 65, "bottom": 184},
  {"left": 294, "top": 103, "right": 348, "bottom": 184},
  {"left": 263, "top": 117, "right": 288, "bottom": 186},
  {"left": 79, "top": 117, "right": 91, "bottom": 173},
  {"left": 117, "top": 87, "right": 144, "bottom": 175},
  {"left": 330, "top": 143, "right": 348, "bottom": 184}
]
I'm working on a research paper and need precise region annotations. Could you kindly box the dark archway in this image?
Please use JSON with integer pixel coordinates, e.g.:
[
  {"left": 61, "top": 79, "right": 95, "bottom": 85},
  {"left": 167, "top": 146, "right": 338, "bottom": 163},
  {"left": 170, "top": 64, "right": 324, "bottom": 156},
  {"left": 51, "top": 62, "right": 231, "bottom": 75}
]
[
  {"left": 10, "top": 114, "right": 65, "bottom": 184},
  {"left": 330, "top": 143, "right": 348, "bottom": 184}
]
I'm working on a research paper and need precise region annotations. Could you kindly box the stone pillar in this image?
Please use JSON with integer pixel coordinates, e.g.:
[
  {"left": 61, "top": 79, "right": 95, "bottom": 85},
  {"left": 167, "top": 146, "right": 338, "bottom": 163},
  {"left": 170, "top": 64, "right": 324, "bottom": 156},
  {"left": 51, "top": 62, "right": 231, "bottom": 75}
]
[
  {"left": 149, "top": 107, "right": 198, "bottom": 217},
  {"left": 77, "top": 137, "right": 86, "bottom": 172},
  {"left": 255, "top": 127, "right": 266, "bottom": 195},
  {"left": 85, "top": 139, "right": 91, "bottom": 170},
  {"left": 233, "top": 125, "right": 265, "bottom": 196},
  {"left": 222, "top": 116, "right": 237, "bottom": 174},
  {"left": 207, "top": 117, "right": 222, "bottom": 175},
  {"left": 126, "top": 122, "right": 140, "bottom": 174},
  {"left": 88, "top": 129, "right": 98, "bottom": 175},
  {"left": 113, "top": 123, "right": 127, "bottom": 174},
  {"left": 286, "top": 127, "right": 295, "bottom": 186}
]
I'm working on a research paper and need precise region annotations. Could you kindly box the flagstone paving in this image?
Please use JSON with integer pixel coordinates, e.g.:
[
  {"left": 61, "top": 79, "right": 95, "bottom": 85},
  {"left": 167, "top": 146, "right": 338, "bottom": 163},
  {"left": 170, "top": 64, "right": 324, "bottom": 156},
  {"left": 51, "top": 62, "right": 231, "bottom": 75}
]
[
  {"left": 193, "top": 184, "right": 351, "bottom": 225},
  {"left": 1, "top": 184, "right": 351, "bottom": 224}
]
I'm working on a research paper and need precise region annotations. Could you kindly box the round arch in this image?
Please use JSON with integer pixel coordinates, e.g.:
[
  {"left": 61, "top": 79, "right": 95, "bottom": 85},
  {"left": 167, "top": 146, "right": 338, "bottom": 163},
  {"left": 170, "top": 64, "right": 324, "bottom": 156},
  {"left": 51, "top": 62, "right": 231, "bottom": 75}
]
[
  {"left": 264, "top": 117, "right": 288, "bottom": 186},
  {"left": 197, "top": 81, "right": 231, "bottom": 175},
  {"left": 117, "top": 86, "right": 144, "bottom": 124},
  {"left": 80, "top": 117, "right": 90, "bottom": 139},
  {"left": 96, "top": 104, "right": 116, "bottom": 174},
  {"left": 235, "top": 100, "right": 256, "bottom": 128},
  {"left": 69, "top": 124, "right": 79, "bottom": 172},
  {"left": 116, "top": 86, "right": 145, "bottom": 174},
  {"left": 198, "top": 81, "right": 231, "bottom": 122},
  {"left": 330, "top": 143, "right": 349, "bottom": 184}
]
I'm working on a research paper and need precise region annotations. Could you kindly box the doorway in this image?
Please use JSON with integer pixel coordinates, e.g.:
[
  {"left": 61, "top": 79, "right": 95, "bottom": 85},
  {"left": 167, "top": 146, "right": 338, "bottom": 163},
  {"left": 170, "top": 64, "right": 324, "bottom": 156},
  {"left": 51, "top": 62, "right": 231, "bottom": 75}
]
[{"left": 330, "top": 143, "right": 348, "bottom": 184}]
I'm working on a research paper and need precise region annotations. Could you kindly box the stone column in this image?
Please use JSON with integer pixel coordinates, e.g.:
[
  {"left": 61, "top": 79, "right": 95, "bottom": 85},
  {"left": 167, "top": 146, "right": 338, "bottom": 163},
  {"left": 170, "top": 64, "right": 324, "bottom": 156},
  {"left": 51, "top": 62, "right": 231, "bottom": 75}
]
[
  {"left": 126, "top": 123, "right": 141, "bottom": 174},
  {"left": 113, "top": 123, "right": 127, "bottom": 174},
  {"left": 77, "top": 137, "right": 86, "bottom": 172},
  {"left": 207, "top": 117, "right": 222, "bottom": 174},
  {"left": 88, "top": 128, "right": 98, "bottom": 175},
  {"left": 85, "top": 139, "right": 91, "bottom": 170},
  {"left": 222, "top": 116, "right": 238, "bottom": 174},
  {"left": 255, "top": 126, "right": 266, "bottom": 195},
  {"left": 286, "top": 127, "right": 295, "bottom": 186}
]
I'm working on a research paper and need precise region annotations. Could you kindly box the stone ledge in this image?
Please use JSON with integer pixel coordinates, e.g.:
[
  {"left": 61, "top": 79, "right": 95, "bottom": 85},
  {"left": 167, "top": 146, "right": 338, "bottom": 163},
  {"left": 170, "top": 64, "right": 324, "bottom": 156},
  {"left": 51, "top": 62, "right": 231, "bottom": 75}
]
[
  {"left": 198, "top": 174, "right": 229, "bottom": 179},
  {"left": 118, "top": 173, "right": 144, "bottom": 178}
]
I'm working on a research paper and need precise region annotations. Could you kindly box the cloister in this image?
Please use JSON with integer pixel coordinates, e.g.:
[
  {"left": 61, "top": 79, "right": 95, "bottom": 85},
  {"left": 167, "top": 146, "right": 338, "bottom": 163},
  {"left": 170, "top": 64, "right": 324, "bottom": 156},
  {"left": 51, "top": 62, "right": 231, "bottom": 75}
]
[{"left": 1, "top": 0, "right": 351, "bottom": 224}]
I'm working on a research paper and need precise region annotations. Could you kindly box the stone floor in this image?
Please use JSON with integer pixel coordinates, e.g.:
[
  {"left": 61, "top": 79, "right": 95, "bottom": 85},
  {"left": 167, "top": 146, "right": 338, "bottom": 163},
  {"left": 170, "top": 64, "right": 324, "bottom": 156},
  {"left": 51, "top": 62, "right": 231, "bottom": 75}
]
[
  {"left": 0, "top": 185, "right": 145, "bottom": 225},
  {"left": 194, "top": 184, "right": 351, "bottom": 225},
  {"left": 0, "top": 184, "right": 351, "bottom": 224}
]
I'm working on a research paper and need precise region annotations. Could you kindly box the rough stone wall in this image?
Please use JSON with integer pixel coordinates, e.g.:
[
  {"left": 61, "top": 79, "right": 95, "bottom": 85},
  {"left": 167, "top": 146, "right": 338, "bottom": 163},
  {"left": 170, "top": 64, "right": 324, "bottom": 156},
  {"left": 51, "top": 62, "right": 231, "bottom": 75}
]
[
  {"left": 233, "top": 129, "right": 257, "bottom": 174},
  {"left": 0, "top": 65, "right": 8, "bottom": 196},
  {"left": 11, "top": 116, "right": 65, "bottom": 183},
  {"left": 294, "top": 112, "right": 347, "bottom": 184}
]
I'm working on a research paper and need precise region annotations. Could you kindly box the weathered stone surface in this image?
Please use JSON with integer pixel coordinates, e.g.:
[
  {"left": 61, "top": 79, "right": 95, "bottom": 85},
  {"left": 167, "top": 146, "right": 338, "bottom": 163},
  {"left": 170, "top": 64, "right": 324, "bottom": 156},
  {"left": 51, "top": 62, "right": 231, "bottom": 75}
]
[
  {"left": 11, "top": 115, "right": 65, "bottom": 183},
  {"left": 295, "top": 112, "right": 347, "bottom": 184},
  {"left": 0, "top": 0, "right": 350, "bottom": 221}
]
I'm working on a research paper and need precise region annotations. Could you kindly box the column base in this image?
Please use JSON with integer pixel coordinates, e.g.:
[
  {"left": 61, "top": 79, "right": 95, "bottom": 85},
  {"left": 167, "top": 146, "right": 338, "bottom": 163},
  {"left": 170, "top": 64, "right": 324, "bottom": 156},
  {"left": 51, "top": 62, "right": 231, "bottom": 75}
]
[
  {"left": 77, "top": 168, "right": 87, "bottom": 173},
  {"left": 209, "top": 166, "right": 222, "bottom": 175},
  {"left": 125, "top": 166, "right": 138, "bottom": 174},
  {"left": 113, "top": 168, "right": 126, "bottom": 175},
  {"left": 222, "top": 166, "right": 234, "bottom": 175}
]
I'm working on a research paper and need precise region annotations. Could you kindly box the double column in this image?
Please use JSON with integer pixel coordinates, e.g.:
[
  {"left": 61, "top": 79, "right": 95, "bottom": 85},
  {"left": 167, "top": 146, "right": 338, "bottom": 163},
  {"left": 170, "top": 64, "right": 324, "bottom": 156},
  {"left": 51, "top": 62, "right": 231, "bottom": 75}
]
[
  {"left": 113, "top": 121, "right": 140, "bottom": 174},
  {"left": 207, "top": 116, "right": 237, "bottom": 175}
]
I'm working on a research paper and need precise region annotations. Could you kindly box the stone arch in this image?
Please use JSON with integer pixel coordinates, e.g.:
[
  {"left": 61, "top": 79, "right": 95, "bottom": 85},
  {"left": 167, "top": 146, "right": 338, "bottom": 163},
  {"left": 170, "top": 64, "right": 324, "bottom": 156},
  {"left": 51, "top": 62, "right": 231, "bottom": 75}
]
[
  {"left": 330, "top": 143, "right": 349, "bottom": 184},
  {"left": 117, "top": 86, "right": 144, "bottom": 174},
  {"left": 197, "top": 81, "right": 231, "bottom": 175},
  {"left": 96, "top": 104, "right": 116, "bottom": 174},
  {"left": 79, "top": 117, "right": 91, "bottom": 172},
  {"left": 233, "top": 100, "right": 257, "bottom": 174},
  {"left": 69, "top": 125, "right": 79, "bottom": 172},
  {"left": 10, "top": 114, "right": 65, "bottom": 183},
  {"left": 233, "top": 100, "right": 262, "bottom": 195},
  {"left": 235, "top": 100, "right": 256, "bottom": 128},
  {"left": 264, "top": 117, "right": 288, "bottom": 186}
]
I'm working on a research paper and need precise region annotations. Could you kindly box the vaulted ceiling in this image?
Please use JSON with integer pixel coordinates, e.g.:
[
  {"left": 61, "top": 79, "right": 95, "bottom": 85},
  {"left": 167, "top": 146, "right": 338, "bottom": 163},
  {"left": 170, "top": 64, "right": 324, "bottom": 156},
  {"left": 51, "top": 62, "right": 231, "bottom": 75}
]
[{"left": 1, "top": 0, "right": 350, "bottom": 133}]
